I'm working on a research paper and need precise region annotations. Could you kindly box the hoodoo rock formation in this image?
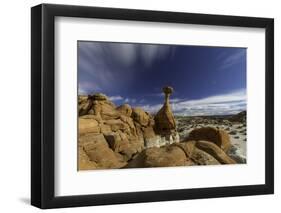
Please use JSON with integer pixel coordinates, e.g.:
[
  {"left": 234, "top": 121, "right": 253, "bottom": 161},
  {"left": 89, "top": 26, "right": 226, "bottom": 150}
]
[
  {"left": 154, "top": 86, "right": 176, "bottom": 133},
  {"left": 146, "top": 86, "right": 180, "bottom": 148},
  {"left": 78, "top": 88, "right": 239, "bottom": 170}
]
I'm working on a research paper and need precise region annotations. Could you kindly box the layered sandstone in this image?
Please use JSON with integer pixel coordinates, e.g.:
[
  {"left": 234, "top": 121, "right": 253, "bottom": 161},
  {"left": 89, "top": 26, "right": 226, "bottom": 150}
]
[{"left": 78, "top": 90, "right": 238, "bottom": 170}]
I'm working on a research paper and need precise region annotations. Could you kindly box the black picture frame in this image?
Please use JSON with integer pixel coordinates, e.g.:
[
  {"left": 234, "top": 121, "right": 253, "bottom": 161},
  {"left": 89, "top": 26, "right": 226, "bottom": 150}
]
[{"left": 31, "top": 3, "right": 274, "bottom": 209}]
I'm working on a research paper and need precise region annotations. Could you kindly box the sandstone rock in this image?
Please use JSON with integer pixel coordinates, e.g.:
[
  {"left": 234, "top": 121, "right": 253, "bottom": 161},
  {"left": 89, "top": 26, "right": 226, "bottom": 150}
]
[
  {"left": 154, "top": 86, "right": 176, "bottom": 134},
  {"left": 143, "top": 126, "right": 156, "bottom": 139},
  {"left": 168, "top": 132, "right": 180, "bottom": 144},
  {"left": 104, "top": 119, "right": 129, "bottom": 132},
  {"left": 144, "top": 136, "right": 161, "bottom": 148},
  {"left": 142, "top": 125, "right": 161, "bottom": 148},
  {"left": 98, "top": 102, "right": 120, "bottom": 120},
  {"left": 80, "top": 114, "right": 101, "bottom": 120},
  {"left": 104, "top": 132, "right": 126, "bottom": 151},
  {"left": 174, "top": 141, "right": 197, "bottom": 156},
  {"left": 80, "top": 133, "right": 126, "bottom": 169},
  {"left": 82, "top": 94, "right": 120, "bottom": 120},
  {"left": 159, "top": 132, "right": 180, "bottom": 146},
  {"left": 79, "top": 93, "right": 120, "bottom": 119},
  {"left": 175, "top": 141, "right": 220, "bottom": 165},
  {"left": 125, "top": 140, "right": 224, "bottom": 168},
  {"left": 191, "top": 147, "right": 220, "bottom": 165},
  {"left": 99, "top": 124, "right": 112, "bottom": 134},
  {"left": 79, "top": 118, "right": 100, "bottom": 135},
  {"left": 188, "top": 127, "right": 231, "bottom": 152},
  {"left": 80, "top": 114, "right": 104, "bottom": 125},
  {"left": 149, "top": 118, "right": 155, "bottom": 126},
  {"left": 116, "top": 104, "right": 132, "bottom": 117},
  {"left": 195, "top": 140, "right": 236, "bottom": 164},
  {"left": 78, "top": 146, "right": 98, "bottom": 170},
  {"left": 88, "top": 109, "right": 95, "bottom": 115},
  {"left": 119, "top": 115, "right": 137, "bottom": 136},
  {"left": 125, "top": 137, "right": 145, "bottom": 159},
  {"left": 92, "top": 93, "right": 108, "bottom": 101},
  {"left": 119, "top": 115, "right": 134, "bottom": 128},
  {"left": 78, "top": 92, "right": 237, "bottom": 169},
  {"left": 144, "top": 133, "right": 180, "bottom": 148},
  {"left": 79, "top": 97, "right": 93, "bottom": 116},
  {"left": 131, "top": 107, "right": 150, "bottom": 126},
  {"left": 126, "top": 145, "right": 194, "bottom": 168},
  {"left": 145, "top": 146, "right": 190, "bottom": 167},
  {"left": 78, "top": 95, "right": 88, "bottom": 104},
  {"left": 134, "top": 122, "right": 144, "bottom": 138},
  {"left": 104, "top": 131, "right": 144, "bottom": 161}
]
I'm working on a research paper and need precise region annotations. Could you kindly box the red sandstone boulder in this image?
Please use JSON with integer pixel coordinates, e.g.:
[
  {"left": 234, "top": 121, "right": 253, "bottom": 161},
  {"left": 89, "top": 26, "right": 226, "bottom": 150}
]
[
  {"left": 79, "top": 117, "right": 100, "bottom": 135},
  {"left": 195, "top": 140, "right": 236, "bottom": 164},
  {"left": 79, "top": 133, "right": 126, "bottom": 169},
  {"left": 126, "top": 145, "right": 194, "bottom": 168},
  {"left": 175, "top": 141, "right": 220, "bottom": 165},
  {"left": 131, "top": 107, "right": 150, "bottom": 127},
  {"left": 188, "top": 127, "right": 231, "bottom": 152},
  {"left": 116, "top": 104, "right": 133, "bottom": 117}
]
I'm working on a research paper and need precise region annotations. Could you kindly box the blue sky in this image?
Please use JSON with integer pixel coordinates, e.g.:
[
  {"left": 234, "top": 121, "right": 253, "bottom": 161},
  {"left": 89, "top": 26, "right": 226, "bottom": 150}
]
[{"left": 78, "top": 41, "right": 246, "bottom": 116}]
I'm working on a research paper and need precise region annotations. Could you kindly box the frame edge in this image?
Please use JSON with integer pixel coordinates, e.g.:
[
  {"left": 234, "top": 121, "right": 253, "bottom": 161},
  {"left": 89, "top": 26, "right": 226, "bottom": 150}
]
[
  {"left": 31, "top": 4, "right": 43, "bottom": 208},
  {"left": 265, "top": 18, "right": 274, "bottom": 194}
]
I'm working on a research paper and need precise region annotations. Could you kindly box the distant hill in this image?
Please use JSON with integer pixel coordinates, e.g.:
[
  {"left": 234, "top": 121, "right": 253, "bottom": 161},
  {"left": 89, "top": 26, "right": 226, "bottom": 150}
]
[{"left": 228, "top": 111, "right": 246, "bottom": 122}]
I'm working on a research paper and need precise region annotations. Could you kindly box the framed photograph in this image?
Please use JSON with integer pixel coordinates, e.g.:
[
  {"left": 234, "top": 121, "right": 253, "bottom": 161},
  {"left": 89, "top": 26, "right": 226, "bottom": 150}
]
[{"left": 31, "top": 4, "right": 274, "bottom": 209}]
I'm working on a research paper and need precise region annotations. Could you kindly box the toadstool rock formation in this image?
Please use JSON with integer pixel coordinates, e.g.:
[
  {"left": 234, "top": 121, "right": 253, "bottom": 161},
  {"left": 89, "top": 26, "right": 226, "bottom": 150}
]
[
  {"left": 150, "top": 86, "right": 179, "bottom": 147},
  {"left": 154, "top": 86, "right": 176, "bottom": 133}
]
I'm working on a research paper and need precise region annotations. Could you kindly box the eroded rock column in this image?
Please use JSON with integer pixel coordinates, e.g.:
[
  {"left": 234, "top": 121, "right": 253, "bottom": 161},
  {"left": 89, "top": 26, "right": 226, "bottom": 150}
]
[
  {"left": 154, "top": 86, "right": 176, "bottom": 133},
  {"left": 153, "top": 86, "right": 179, "bottom": 146}
]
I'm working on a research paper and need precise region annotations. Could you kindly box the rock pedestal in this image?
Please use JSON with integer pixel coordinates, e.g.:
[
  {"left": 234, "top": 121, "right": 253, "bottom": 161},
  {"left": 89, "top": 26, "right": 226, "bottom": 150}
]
[
  {"left": 146, "top": 86, "right": 180, "bottom": 148},
  {"left": 154, "top": 86, "right": 176, "bottom": 134}
]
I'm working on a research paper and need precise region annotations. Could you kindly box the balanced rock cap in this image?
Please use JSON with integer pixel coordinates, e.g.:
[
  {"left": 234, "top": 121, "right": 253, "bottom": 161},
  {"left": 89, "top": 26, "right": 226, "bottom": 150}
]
[{"left": 162, "top": 86, "right": 174, "bottom": 95}]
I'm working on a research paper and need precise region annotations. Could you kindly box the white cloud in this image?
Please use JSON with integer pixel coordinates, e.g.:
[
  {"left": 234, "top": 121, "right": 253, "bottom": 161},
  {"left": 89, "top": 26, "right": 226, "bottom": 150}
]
[
  {"left": 107, "top": 43, "right": 137, "bottom": 67},
  {"left": 140, "top": 45, "right": 173, "bottom": 67},
  {"left": 78, "top": 82, "right": 101, "bottom": 95},
  {"left": 145, "top": 93, "right": 164, "bottom": 97},
  {"left": 79, "top": 42, "right": 174, "bottom": 69},
  {"left": 78, "top": 87, "right": 87, "bottom": 95},
  {"left": 141, "top": 104, "right": 162, "bottom": 113},
  {"left": 79, "top": 42, "right": 175, "bottom": 93},
  {"left": 170, "top": 98, "right": 183, "bottom": 103},
  {"left": 124, "top": 98, "right": 137, "bottom": 104},
  {"left": 138, "top": 89, "right": 246, "bottom": 116},
  {"left": 219, "top": 50, "right": 246, "bottom": 70},
  {"left": 176, "top": 89, "right": 246, "bottom": 106},
  {"left": 109, "top": 96, "right": 123, "bottom": 101}
]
